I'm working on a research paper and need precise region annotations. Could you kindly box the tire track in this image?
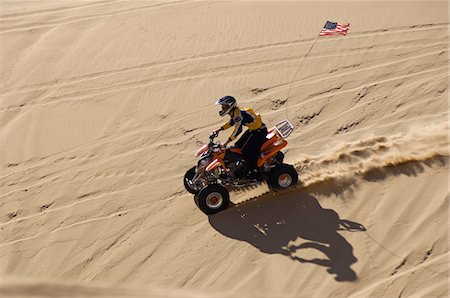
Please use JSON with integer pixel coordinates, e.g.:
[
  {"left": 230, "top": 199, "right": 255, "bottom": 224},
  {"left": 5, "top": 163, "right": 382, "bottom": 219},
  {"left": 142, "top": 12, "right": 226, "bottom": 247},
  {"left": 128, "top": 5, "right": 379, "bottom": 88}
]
[
  {"left": 0, "top": 125, "right": 168, "bottom": 180},
  {"left": 0, "top": 38, "right": 314, "bottom": 95},
  {"left": 0, "top": 0, "right": 193, "bottom": 34},
  {"left": 0, "top": 181, "right": 146, "bottom": 228},
  {"left": 1, "top": 19, "right": 64, "bottom": 91},
  {"left": 0, "top": 112, "right": 190, "bottom": 178},
  {"left": 1, "top": 184, "right": 189, "bottom": 246},
  {"left": 1, "top": 62, "right": 446, "bottom": 183},
  {"left": 0, "top": 128, "right": 192, "bottom": 202},
  {"left": 0, "top": 136, "right": 161, "bottom": 199},
  {"left": 284, "top": 65, "right": 447, "bottom": 117},
  {"left": 0, "top": 193, "right": 187, "bottom": 248},
  {"left": 59, "top": 214, "right": 151, "bottom": 279},
  {"left": 1, "top": 46, "right": 447, "bottom": 115},
  {"left": 0, "top": 209, "right": 134, "bottom": 248},
  {"left": 1, "top": 120, "right": 447, "bottom": 247},
  {"left": 1, "top": 23, "right": 446, "bottom": 175},
  {"left": 290, "top": 112, "right": 449, "bottom": 155},
  {"left": 3, "top": 111, "right": 447, "bottom": 230},
  {"left": 1, "top": 66, "right": 446, "bottom": 192},
  {"left": 120, "top": 46, "right": 448, "bottom": 118},
  {"left": 348, "top": 22, "right": 449, "bottom": 38},
  {"left": 0, "top": 165, "right": 151, "bottom": 202},
  {"left": 2, "top": 42, "right": 446, "bottom": 124},
  {"left": 274, "top": 51, "right": 447, "bottom": 107},
  {"left": 348, "top": 253, "right": 449, "bottom": 298},
  {"left": 1, "top": 25, "right": 447, "bottom": 96},
  {"left": 0, "top": 0, "right": 116, "bottom": 19},
  {"left": 3, "top": 39, "right": 447, "bottom": 99}
]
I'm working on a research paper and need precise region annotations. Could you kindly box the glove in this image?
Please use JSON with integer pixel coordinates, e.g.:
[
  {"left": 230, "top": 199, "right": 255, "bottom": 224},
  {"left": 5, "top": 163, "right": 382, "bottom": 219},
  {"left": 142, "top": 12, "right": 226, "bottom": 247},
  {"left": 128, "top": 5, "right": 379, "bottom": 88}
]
[{"left": 210, "top": 130, "right": 219, "bottom": 139}]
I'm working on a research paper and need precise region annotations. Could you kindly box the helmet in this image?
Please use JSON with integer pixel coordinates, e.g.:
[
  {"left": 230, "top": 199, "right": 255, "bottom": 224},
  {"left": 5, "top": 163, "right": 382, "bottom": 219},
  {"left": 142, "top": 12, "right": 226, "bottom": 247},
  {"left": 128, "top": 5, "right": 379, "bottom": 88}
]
[{"left": 215, "top": 95, "right": 237, "bottom": 117}]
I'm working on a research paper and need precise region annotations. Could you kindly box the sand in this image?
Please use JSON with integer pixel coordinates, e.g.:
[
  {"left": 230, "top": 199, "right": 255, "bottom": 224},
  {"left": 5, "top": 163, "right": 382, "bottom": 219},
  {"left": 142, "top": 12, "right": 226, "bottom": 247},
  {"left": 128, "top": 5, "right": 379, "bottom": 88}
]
[{"left": 0, "top": 1, "right": 448, "bottom": 297}]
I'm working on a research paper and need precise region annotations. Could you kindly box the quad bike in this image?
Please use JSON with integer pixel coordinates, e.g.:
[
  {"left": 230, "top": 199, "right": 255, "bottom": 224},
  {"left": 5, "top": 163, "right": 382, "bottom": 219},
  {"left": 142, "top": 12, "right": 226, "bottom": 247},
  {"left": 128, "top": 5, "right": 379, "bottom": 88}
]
[{"left": 184, "top": 120, "right": 298, "bottom": 215}]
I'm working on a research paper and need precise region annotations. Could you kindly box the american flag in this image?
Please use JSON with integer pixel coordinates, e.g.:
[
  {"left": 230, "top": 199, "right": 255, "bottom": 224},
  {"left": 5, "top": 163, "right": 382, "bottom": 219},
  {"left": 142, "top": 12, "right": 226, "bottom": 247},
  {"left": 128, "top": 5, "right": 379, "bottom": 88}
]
[{"left": 319, "top": 21, "right": 350, "bottom": 36}]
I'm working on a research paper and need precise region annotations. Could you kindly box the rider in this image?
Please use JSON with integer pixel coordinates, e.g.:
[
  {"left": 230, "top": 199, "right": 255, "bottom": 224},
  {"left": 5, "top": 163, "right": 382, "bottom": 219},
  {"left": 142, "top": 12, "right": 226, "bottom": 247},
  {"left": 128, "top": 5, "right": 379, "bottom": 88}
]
[{"left": 213, "top": 95, "right": 268, "bottom": 175}]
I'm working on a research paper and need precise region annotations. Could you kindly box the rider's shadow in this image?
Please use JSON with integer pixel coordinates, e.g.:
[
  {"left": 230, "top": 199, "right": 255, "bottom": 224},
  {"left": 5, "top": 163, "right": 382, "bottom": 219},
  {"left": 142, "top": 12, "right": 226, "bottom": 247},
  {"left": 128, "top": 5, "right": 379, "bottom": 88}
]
[{"left": 209, "top": 191, "right": 365, "bottom": 281}]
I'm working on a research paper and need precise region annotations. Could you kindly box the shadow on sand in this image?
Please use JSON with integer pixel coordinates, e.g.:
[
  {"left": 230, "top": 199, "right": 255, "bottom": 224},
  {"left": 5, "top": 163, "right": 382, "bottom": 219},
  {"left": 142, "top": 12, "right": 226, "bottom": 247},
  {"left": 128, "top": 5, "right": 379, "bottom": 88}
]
[
  {"left": 208, "top": 153, "right": 449, "bottom": 281},
  {"left": 209, "top": 190, "right": 365, "bottom": 281}
]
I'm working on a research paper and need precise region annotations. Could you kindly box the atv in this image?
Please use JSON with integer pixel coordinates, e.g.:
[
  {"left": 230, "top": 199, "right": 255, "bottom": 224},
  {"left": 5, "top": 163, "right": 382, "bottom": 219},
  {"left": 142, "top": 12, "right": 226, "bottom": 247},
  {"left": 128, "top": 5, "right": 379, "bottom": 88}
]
[{"left": 184, "top": 120, "right": 298, "bottom": 214}]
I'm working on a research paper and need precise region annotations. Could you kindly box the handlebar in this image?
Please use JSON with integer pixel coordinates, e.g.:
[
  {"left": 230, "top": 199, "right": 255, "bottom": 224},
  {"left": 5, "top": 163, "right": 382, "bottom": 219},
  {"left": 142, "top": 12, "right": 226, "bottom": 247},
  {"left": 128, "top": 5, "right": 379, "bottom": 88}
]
[{"left": 208, "top": 131, "right": 225, "bottom": 150}]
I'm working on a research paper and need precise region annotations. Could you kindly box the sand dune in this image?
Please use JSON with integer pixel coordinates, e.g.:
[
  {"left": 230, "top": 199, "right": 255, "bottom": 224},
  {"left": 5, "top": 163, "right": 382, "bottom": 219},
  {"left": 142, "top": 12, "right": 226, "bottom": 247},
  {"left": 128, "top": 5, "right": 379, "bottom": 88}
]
[{"left": 0, "top": 1, "right": 448, "bottom": 297}]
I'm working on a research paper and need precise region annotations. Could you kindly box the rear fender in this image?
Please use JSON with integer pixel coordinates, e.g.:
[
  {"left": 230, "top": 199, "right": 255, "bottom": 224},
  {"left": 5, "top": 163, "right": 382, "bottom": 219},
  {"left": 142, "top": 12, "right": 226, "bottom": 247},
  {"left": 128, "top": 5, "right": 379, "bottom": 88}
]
[
  {"left": 260, "top": 132, "right": 279, "bottom": 152},
  {"left": 257, "top": 139, "right": 288, "bottom": 167}
]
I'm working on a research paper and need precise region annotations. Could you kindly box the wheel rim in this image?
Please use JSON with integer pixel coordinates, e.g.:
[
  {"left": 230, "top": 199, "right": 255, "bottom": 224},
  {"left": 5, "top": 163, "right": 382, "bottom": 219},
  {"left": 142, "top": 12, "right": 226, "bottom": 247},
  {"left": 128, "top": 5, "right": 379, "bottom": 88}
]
[
  {"left": 278, "top": 174, "right": 293, "bottom": 188},
  {"left": 206, "top": 192, "right": 223, "bottom": 209}
]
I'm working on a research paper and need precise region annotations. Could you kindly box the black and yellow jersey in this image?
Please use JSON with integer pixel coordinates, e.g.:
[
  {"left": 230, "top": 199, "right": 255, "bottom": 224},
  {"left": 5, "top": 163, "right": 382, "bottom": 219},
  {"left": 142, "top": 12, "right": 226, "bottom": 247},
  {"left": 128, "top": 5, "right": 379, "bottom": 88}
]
[{"left": 220, "top": 107, "right": 265, "bottom": 141}]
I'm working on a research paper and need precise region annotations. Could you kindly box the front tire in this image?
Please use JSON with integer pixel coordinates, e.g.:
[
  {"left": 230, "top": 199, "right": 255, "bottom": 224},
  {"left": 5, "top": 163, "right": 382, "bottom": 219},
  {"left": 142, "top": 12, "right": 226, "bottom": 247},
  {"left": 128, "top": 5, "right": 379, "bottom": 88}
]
[
  {"left": 184, "top": 166, "right": 200, "bottom": 195},
  {"left": 268, "top": 164, "right": 298, "bottom": 190},
  {"left": 196, "top": 185, "right": 230, "bottom": 215}
]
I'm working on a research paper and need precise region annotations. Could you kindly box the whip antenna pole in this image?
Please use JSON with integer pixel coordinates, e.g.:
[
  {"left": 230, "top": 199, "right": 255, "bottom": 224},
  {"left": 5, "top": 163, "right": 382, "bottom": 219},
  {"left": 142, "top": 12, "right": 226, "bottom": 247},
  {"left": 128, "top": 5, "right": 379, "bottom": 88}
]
[
  {"left": 284, "top": 21, "right": 350, "bottom": 122},
  {"left": 285, "top": 36, "right": 319, "bottom": 122}
]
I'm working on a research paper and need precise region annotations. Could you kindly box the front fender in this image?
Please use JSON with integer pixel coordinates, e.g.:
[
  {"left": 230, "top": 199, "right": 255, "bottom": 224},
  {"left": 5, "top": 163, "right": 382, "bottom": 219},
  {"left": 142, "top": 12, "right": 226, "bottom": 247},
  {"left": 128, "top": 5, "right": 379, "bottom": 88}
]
[
  {"left": 206, "top": 159, "right": 221, "bottom": 172},
  {"left": 195, "top": 144, "right": 209, "bottom": 157}
]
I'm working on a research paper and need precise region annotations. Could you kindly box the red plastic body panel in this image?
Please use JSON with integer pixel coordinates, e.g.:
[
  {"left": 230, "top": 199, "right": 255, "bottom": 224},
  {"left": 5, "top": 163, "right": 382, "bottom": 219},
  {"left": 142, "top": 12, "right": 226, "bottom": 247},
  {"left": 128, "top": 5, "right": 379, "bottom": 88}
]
[
  {"left": 206, "top": 159, "right": 220, "bottom": 172},
  {"left": 257, "top": 139, "right": 288, "bottom": 167},
  {"left": 230, "top": 147, "right": 243, "bottom": 154},
  {"left": 206, "top": 158, "right": 227, "bottom": 172},
  {"left": 195, "top": 144, "right": 208, "bottom": 157}
]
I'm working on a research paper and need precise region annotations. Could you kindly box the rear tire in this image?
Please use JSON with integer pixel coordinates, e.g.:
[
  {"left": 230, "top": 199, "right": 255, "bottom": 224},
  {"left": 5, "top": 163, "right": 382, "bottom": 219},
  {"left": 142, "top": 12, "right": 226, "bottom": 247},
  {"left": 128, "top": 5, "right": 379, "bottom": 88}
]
[
  {"left": 184, "top": 166, "right": 200, "bottom": 195},
  {"left": 196, "top": 185, "right": 230, "bottom": 215},
  {"left": 268, "top": 164, "right": 298, "bottom": 190},
  {"left": 275, "top": 151, "right": 284, "bottom": 163}
]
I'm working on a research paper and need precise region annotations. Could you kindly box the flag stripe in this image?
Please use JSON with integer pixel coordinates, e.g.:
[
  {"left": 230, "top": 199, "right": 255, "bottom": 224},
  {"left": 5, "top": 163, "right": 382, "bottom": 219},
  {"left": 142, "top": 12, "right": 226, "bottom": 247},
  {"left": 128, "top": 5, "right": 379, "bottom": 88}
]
[{"left": 319, "top": 21, "right": 349, "bottom": 36}]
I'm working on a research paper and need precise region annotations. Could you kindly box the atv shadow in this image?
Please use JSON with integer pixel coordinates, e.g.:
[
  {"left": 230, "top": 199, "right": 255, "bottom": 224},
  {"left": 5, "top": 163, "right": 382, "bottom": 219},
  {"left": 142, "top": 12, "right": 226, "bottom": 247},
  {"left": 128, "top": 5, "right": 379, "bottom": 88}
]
[{"left": 208, "top": 190, "right": 365, "bottom": 281}]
